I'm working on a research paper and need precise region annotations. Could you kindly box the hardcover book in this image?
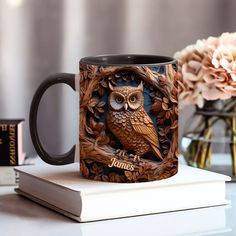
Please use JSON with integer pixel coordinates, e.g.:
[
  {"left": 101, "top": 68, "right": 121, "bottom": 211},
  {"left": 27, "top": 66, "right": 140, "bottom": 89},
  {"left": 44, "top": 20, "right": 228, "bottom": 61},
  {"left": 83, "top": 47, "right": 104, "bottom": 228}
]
[
  {"left": 0, "top": 119, "right": 25, "bottom": 166},
  {"left": 14, "top": 163, "right": 230, "bottom": 222},
  {"left": 69, "top": 206, "right": 230, "bottom": 235}
]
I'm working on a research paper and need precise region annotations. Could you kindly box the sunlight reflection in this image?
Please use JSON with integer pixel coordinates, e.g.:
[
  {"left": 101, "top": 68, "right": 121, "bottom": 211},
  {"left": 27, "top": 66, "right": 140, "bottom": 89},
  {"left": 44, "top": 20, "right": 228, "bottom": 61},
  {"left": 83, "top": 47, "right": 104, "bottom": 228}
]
[{"left": 6, "top": 0, "right": 23, "bottom": 8}]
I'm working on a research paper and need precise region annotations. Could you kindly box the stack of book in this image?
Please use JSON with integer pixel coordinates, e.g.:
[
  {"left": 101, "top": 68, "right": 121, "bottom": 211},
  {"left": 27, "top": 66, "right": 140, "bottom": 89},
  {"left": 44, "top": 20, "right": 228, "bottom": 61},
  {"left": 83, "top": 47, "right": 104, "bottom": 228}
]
[{"left": 0, "top": 119, "right": 27, "bottom": 185}]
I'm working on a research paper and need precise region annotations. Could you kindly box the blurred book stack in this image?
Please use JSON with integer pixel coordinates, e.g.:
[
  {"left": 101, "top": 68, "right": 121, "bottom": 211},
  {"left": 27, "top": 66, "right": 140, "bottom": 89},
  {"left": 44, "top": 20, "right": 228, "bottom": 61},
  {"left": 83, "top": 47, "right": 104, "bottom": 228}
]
[{"left": 0, "top": 119, "right": 31, "bottom": 185}]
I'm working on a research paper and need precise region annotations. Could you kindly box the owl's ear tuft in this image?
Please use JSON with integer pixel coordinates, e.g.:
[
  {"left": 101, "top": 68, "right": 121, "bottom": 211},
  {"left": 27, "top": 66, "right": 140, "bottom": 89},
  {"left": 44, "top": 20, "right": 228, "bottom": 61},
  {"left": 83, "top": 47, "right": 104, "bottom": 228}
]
[
  {"left": 138, "top": 81, "right": 143, "bottom": 91},
  {"left": 108, "top": 82, "right": 114, "bottom": 91}
]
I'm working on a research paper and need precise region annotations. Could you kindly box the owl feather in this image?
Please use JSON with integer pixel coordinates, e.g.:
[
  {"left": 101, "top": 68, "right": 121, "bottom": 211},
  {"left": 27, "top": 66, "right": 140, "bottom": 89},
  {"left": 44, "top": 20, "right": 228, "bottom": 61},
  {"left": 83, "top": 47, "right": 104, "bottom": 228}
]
[{"left": 130, "top": 111, "right": 163, "bottom": 161}]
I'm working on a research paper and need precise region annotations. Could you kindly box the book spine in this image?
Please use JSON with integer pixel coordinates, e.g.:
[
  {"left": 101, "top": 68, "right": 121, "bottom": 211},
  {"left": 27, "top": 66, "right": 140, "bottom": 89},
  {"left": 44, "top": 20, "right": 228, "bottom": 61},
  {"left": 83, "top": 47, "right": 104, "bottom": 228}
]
[{"left": 0, "top": 123, "right": 18, "bottom": 166}]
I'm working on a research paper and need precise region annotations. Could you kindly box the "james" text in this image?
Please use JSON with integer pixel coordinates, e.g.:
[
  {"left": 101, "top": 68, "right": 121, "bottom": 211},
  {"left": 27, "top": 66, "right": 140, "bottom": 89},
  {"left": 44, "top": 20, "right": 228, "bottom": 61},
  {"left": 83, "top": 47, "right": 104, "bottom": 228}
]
[{"left": 108, "top": 157, "right": 134, "bottom": 171}]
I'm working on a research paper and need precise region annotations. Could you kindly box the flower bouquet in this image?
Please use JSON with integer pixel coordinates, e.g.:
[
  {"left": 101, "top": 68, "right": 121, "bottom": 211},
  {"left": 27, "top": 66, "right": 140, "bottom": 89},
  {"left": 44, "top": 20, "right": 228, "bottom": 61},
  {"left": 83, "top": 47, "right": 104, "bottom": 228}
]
[{"left": 175, "top": 32, "right": 236, "bottom": 175}]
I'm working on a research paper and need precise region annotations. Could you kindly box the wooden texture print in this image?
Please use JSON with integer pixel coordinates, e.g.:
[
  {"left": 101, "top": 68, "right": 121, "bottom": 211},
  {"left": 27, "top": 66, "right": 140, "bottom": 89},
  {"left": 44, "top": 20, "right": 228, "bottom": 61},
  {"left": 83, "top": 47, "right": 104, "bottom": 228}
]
[{"left": 79, "top": 63, "right": 178, "bottom": 183}]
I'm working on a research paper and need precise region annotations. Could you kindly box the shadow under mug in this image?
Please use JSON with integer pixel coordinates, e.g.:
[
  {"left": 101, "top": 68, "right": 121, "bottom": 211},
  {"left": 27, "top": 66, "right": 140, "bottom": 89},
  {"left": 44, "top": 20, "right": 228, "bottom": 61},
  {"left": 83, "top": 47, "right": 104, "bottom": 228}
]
[{"left": 30, "top": 54, "right": 179, "bottom": 183}]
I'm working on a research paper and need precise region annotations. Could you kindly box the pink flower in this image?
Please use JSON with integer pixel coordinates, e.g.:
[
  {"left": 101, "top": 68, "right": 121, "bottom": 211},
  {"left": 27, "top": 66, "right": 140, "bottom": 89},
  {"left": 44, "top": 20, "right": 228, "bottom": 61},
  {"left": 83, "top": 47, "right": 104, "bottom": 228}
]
[{"left": 175, "top": 32, "right": 236, "bottom": 108}]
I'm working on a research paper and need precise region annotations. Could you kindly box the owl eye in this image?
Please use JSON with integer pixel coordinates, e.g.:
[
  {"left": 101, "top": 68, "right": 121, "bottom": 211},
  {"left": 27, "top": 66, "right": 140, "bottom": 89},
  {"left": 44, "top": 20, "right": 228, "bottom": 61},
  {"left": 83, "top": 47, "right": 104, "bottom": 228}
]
[
  {"left": 115, "top": 96, "right": 124, "bottom": 104},
  {"left": 129, "top": 96, "right": 137, "bottom": 103}
]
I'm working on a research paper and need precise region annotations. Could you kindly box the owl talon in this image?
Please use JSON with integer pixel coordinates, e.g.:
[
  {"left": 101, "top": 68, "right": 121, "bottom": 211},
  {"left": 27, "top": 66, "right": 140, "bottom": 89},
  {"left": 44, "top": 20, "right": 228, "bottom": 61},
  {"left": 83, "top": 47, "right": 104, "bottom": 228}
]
[
  {"left": 115, "top": 149, "right": 127, "bottom": 157},
  {"left": 130, "top": 154, "right": 141, "bottom": 163}
]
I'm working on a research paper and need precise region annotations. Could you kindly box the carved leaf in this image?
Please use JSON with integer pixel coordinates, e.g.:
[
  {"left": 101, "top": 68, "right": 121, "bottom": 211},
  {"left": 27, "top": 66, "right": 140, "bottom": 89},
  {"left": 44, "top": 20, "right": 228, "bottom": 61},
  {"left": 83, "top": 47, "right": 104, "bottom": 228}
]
[
  {"left": 124, "top": 171, "right": 133, "bottom": 180},
  {"left": 85, "top": 159, "right": 93, "bottom": 164},
  {"left": 138, "top": 166, "right": 144, "bottom": 174},
  {"left": 89, "top": 117, "right": 96, "bottom": 128},
  {"left": 88, "top": 97, "right": 99, "bottom": 107},
  {"left": 115, "top": 73, "right": 121, "bottom": 78},
  {"left": 109, "top": 173, "right": 122, "bottom": 182},
  {"left": 150, "top": 92, "right": 155, "bottom": 98},
  {"left": 91, "top": 163, "right": 98, "bottom": 174},
  {"left": 100, "top": 80, "right": 108, "bottom": 88},
  {"left": 170, "top": 120, "right": 178, "bottom": 129},
  {"left": 94, "top": 111, "right": 100, "bottom": 119},
  {"left": 165, "top": 111, "right": 170, "bottom": 119},
  {"left": 175, "top": 150, "right": 179, "bottom": 157},
  {"left": 108, "top": 76, "right": 116, "bottom": 85},
  {"left": 159, "top": 137, "right": 165, "bottom": 142},
  {"left": 98, "top": 66, "right": 106, "bottom": 73},
  {"left": 164, "top": 126, "right": 170, "bottom": 134},
  {"left": 162, "top": 102, "right": 168, "bottom": 110},
  {"left": 151, "top": 100, "right": 162, "bottom": 113},
  {"left": 95, "top": 122, "right": 105, "bottom": 132},
  {"left": 170, "top": 109, "right": 175, "bottom": 116},
  {"left": 175, "top": 107, "right": 178, "bottom": 115},
  {"left": 102, "top": 175, "right": 109, "bottom": 182},
  {"left": 163, "top": 97, "right": 169, "bottom": 104},
  {"left": 163, "top": 150, "right": 168, "bottom": 155},
  {"left": 85, "top": 126, "right": 94, "bottom": 135},
  {"left": 97, "top": 101, "right": 106, "bottom": 107},
  {"left": 161, "top": 139, "right": 171, "bottom": 144},
  {"left": 96, "top": 107, "right": 105, "bottom": 113},
  {"left": 94, "top": 176, "right": 101, "bottom": 181},
  {"left": 158, "top": 130, "right": 166, "bottom": 136},
  {"left": 87, "top": 106, "right": 94, "bottom": 114},
  {"left": 80, "top": 87, "right": 86, "bottom": 95},
  {"left": 170, "top": 96, "right": 178, "bottom": 103}
]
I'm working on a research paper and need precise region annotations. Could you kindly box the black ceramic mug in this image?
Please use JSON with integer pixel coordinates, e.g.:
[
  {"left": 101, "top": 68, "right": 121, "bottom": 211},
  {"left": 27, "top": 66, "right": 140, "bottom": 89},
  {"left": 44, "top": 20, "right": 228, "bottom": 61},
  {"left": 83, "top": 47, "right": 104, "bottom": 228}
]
[{"left": 30, "top": 54, "right": 178, "bottom": 183}]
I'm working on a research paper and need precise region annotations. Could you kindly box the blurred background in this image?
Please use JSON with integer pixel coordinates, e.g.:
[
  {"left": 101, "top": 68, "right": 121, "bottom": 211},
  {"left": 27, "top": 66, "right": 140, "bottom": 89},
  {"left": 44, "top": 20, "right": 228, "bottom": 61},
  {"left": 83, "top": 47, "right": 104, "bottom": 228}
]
[{"left": 1, "top": 0, "right": 236, "bottom": 157}]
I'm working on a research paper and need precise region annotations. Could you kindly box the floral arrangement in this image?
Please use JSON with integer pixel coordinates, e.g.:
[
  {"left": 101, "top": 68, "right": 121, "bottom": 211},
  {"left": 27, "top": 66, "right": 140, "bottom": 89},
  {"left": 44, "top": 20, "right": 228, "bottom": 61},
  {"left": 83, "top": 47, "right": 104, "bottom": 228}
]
[
  {"left": 175, "top": 32, "right": 236, "bottom": 108},
  {"left": 175, "top": 33, "right": 236, "bottom": 175}
]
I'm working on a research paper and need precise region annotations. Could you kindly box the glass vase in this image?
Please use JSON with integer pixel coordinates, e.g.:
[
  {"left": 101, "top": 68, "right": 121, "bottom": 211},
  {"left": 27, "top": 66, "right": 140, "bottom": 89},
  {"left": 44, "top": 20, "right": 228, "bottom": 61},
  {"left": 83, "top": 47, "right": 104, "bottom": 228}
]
[{"left": 181, "top": 98, "right": 236, "bottom": 176}]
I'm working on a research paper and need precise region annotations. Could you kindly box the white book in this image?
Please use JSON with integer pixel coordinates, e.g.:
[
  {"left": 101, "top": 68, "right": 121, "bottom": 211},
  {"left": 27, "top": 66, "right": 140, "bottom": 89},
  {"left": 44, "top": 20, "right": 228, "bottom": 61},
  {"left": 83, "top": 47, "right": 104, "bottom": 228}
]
[
  {"left": 14, "top": 164, "right": 231, "bottom": 222},
  {"left": 0, "top": 166, "right": 19, "bottom": 185},
  {"left": 77, "top": 206, "right": 231, "bottom": 236}
]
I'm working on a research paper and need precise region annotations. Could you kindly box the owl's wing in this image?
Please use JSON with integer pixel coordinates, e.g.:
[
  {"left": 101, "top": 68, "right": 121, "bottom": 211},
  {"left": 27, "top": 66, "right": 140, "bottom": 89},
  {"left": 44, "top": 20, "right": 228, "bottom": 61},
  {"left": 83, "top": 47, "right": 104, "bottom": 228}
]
[{"left": 130, "top": 111, "right": 163, "bottom": 161}]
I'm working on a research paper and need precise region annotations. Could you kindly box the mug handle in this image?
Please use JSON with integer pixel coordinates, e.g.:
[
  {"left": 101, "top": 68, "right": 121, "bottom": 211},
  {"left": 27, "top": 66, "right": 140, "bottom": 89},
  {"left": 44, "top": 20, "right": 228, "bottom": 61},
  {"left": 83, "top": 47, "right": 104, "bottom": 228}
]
[{"left": 29, "top": 73, "right": 76, "bottom": 165}]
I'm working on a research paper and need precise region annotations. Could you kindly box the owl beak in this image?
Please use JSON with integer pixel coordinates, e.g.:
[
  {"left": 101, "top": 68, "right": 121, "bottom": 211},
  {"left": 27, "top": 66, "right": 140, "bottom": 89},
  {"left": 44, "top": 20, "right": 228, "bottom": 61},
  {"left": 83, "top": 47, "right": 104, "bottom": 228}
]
[{"left": 124, "top": 103, "right": 128, "bottom": 110}]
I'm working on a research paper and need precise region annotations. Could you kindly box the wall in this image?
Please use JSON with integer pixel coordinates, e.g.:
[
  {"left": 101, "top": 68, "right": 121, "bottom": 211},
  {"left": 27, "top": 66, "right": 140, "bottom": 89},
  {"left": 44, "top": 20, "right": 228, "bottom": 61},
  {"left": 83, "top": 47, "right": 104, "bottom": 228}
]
[{"left": 0, "top": 0, "right": 236, "bottom": 157}]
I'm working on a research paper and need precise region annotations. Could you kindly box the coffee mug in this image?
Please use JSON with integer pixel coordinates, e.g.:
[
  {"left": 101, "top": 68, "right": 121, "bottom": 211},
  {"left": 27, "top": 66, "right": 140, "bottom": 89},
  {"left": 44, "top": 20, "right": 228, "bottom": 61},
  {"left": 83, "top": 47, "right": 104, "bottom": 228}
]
[{"left": 30, "top": 54, "right": 178, "bottom": 183}]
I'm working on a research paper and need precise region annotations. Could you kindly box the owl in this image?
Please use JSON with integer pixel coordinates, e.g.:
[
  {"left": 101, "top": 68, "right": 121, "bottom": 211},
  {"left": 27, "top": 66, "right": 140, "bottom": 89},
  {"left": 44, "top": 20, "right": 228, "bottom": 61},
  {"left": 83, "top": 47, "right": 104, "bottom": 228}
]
[{"left": 107, "top": 82, "right": 163, "bottom": 161}]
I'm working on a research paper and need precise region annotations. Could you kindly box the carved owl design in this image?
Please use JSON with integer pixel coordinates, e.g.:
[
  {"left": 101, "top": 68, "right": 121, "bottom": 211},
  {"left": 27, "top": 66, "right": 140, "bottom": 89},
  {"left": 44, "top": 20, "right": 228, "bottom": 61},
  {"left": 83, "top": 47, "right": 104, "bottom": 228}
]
[{"left": 107, "top": 82, "right": 163, "bottom": 161}]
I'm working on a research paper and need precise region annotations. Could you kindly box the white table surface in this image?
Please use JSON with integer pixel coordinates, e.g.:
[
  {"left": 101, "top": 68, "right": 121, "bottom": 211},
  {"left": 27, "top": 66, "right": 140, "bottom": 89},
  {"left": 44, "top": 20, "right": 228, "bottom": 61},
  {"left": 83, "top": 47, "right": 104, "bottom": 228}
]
[{"left": 0, "top": 180, "right": 235, "bottom": 236}]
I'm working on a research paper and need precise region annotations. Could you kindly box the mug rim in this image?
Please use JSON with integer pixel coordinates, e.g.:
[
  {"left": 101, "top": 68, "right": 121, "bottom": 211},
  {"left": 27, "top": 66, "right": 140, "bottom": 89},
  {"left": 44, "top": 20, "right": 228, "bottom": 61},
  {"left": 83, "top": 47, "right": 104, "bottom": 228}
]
[{"left": 80, "top": 54, "right": 177, "bottom": 66}]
